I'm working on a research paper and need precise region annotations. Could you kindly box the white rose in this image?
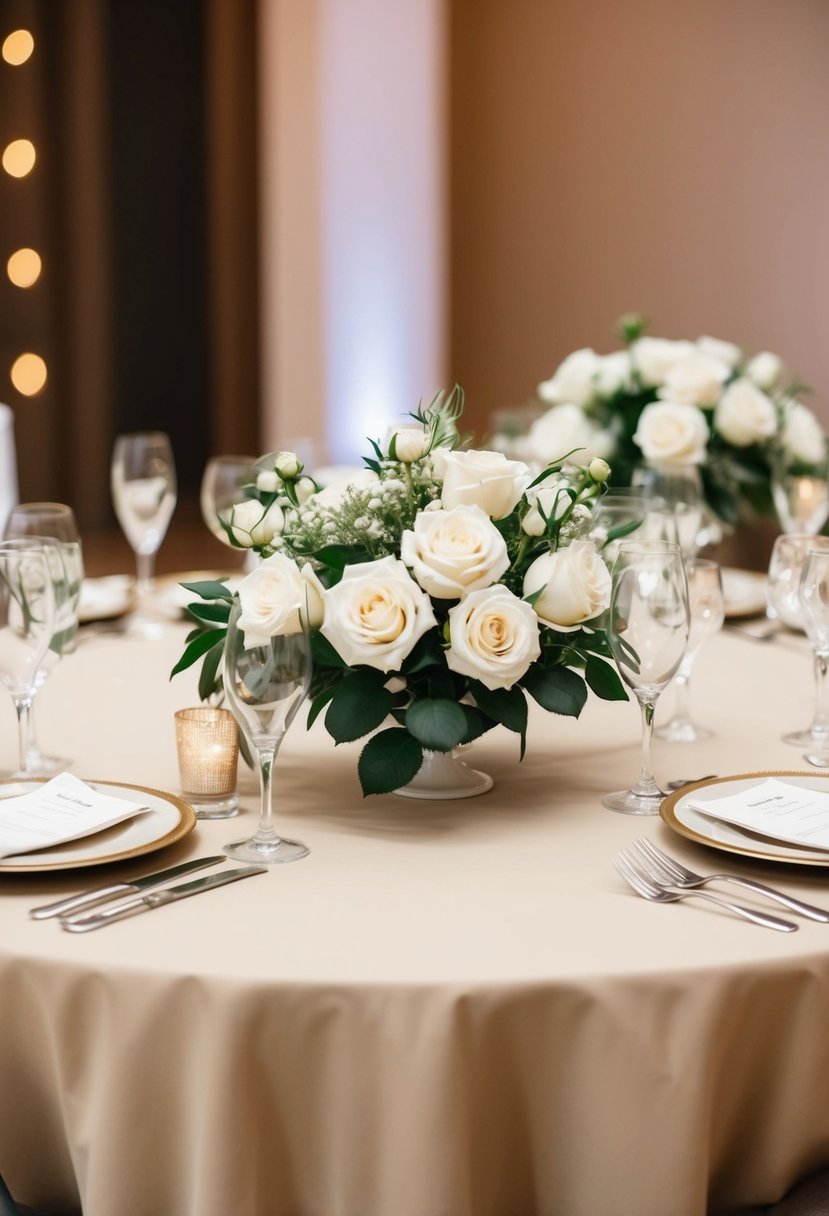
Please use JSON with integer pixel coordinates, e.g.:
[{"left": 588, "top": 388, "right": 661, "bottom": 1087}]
[
  {"left": 714, "top": 378, "right": 778, "bottom": 447},
  {"left": 696, "top": 336, "right": 742, "bottom": 366},
  {"left": 595, "top": 350, "right": 634, "bottom": 398},
  {"left": 320, "top": 556, "right": 437, "bottom": 673},
  {"left": 537, "top": 348, "right": 602, "bottom": 407},
  {"left": 300, "top": 563, "right": 325, "bottom": 629},
  {"left": 274, "top": 451, "right": 301, "bottom": 479},
  {"left": 589, "top": 457, "right": 611, "bottom": 483},
  {"left": 295, "top": 476, "right": 316, "bottom": 504},
  {"left": 631, "top": 337, "right": 695, "bottom": 387},
  {"left": 390, "top": 427, "right": 429, "bottom": 463},
  {"left": 746, "top": 350, "right": 784, "bottom": 392},
  {"left": 658, "top": 351, "right": 731, "bottom": 408},
  {"left": 439, "top": 449, "right": 530, "bottom": 519},
  {"left": 633, "top": 401, "right": 709, "bottom": 465},
  {"left": 226, "top": 498, "right": 285, "bottom": 547},
  {"left": 446, "top": 586, "right": 541, "bottom": 690},
  {"left": 237, "top": 552, "right": 304, "bottom": 646},
  {"left": 400, "top": 505, "right": 509, "bottom": 600},
  {"left": 523, "top": 541, "right": 611, "bottom": 632},
  {"left": 521, "top": 481, "right": 571, "bottom": 536},
  {"left": 256, "top": 470, "right": 281, "bottom": 493},
  {"left": 781, "top": 402, "right": 826, "bottom": 466},
  {"left": 525, "top": 403, "right": 614, "bottom": 467}
]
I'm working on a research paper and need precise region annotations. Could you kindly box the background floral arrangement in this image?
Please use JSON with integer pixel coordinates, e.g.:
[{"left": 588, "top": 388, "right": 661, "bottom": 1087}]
[
  {"left": 495, "top": 315, "right": 827, "bottom": 528},
  {"left": 174, "top": 388, "right": 627, "bottom": 796}
]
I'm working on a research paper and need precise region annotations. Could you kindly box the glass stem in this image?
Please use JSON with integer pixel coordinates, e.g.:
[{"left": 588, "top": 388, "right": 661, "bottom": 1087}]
[
  {"left": 812, "top": 650, "right": 829, "bottom": 736},
  {"left": 15, "top": 696, "right": 32, "bottom": 774},
  {"left": 135, "top": 551, "right": 155, "bottom": 599},
  {"left": 673, "top": 671, "right": 692, "bottom": 726},
  {"left": 632, "top": 697, "right": 661, "bottom": 797},
  {"left": 254, "top": 744, "right": 279, "bottom": 844}
]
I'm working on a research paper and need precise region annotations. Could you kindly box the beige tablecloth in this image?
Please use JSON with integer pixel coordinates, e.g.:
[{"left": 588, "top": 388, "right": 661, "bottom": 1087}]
[{"left": 1, "top": 616, "right": 828, "bottom": 1216}]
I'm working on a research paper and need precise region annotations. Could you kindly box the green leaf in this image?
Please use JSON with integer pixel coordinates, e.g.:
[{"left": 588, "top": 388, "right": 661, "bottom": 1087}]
[
  {"left": 522, "top": 665, "right": 588, "bottom": 718},
  {"left": 313, "top": 545, "right": 372, "bottom": 571},
  {"left": 186, "top": 600, "right": 231, "bottom": 625},
  {"left": 311, "top": 631, "right": 348, "bottom": 668},
  {"left": 307, "top": 684, "right": 336, "bottom": 729},
  {"left": 358, "top": 727, "right": 424, "bottom": 796},
  {"left": 603, "top": 518, "right": 642, "bottom": 547},
  {"left": 584, "top": 655, "right": 629, "bottom": 701},
  {"left": 459, "top": 705, "right": 496, "bottom": 744},
  {"left": 401, "top": 629, "right": 445, "bottom": 675},
  {"left": 197, "top": 639, "right": 225, "bottom": 701},
  {"left": 469, "top": 682, "right": 528, "bottom": 735},
  {"left": 325, "top": 669, "right": 394, "bottom": 743},
  {"left": 180, "top": 579, "right": 235, "bottom": 602},
  {"left": 170, "top": 628, "right": 227, "bottom": 679},
  {"left": 404, "top": 698, "right": 468, "bottom": 751}
]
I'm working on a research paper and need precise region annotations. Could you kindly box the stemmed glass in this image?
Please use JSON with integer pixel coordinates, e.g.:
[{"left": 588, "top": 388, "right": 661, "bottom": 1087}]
[
  {"left": 222, "top": 597, "right": 312, "bottom": 863},
  {"left": 0, "top": 541, "right": 57, "bottom": 778},
  {"left": 602, "top": 541, "right": 690, "bottom": 815},
  {"left": 200, "top": 456, "right": 257, "bottom": 546},
  {"left": 111, "top": 432, "right": 177, "bottom": 634},
  {"left": 783, "top": 546, "right": 829, "bottom": 755},
  {"left": 767, "top": 534, "right": 829, "bottom": 630},
  {"left": 771, "top": 445, "right": 829, "bottom": 536},
  {"left": 634, "top": 465, "right": 704, "bottom": 558},
  {"left": 589, "top": 487, "right": 653, "bottom": 565},
  {"left": 3, "top": 503, "right": 84, "bottom": 774},
  {"left": 656, "top": 559, "right": 725, "bottom": 743}
]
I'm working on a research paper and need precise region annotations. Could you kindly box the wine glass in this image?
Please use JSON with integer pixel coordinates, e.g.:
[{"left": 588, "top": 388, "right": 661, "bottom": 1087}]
[
  {"left": 767, "top": 534, "right": 829, "bottom": 630},
  {"left": 782, "top": 546, "right": 829, "bottom": 754},
  {"left": 602, "top": 541, "right": 690, "bottom": 815},
  {"left": 656, "top": 558, "right": 725, "bottom": 743},
  {"left": 634, "top": 465, "right": 704, "bottom": 558},
  {"left": 0, "top": 540, "right": 57, "bottom": 777},
  {"left": 589, "top": 487, "right": 653, "bottom": 565},
  {"left": 222, "top": 597, "right": 312, "bottom": 863},
  {"left": 111, "top": 432, "right": 176, "bottom": 634},
  {"left": 200, "top": 455, "right": 257, "bottom": 546},
  {"left": 771, "top": 446, "right": 829, "bottom": 535},
  {"left": 3, "top": 504, "right": 84, "bottom": 774}
]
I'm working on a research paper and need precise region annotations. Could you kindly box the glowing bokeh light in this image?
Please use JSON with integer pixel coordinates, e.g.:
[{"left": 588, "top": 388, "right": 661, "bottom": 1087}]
[
  {"left": 2, "top": 139, "right": 36, "bottom": 178},
  {"left": 6, "top": 248, "right": 41, "bottom": 288},
  {"left": 10, "top": 353, "right": 47, "bottom": 397},
  {"left": 2, "top": 29, "right": 34, "bottom": 66}
]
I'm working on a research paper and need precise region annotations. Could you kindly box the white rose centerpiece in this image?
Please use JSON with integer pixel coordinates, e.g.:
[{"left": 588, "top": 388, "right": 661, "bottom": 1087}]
[{"left": 174, "top": 388, "right": 627, "bottom": 796}]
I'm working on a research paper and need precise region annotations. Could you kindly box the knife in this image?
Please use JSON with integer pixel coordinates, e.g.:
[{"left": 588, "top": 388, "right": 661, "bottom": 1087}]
[
  {"left": 29, "top": 855, "right": 227, "bottom": 920},
  {"left": 61, "top": 866, "right": 267, "bottom": 932}
]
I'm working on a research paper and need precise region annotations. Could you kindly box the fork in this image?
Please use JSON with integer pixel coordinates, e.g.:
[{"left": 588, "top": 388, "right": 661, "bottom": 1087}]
[
  {"left": 632, "top": 838, "right": 829, "bottom": 923},
  {"left": 613, "top": 850, "right": 797, "bottom": 932}
]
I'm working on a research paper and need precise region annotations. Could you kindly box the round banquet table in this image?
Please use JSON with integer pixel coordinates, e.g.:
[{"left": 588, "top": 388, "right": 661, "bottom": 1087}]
[{"left": 1, "top": 610, "right": 829, "bottom": 1216}]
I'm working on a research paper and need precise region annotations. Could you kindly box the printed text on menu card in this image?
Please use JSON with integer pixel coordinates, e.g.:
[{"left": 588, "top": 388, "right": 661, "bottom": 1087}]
[{"left": 688, "top": 778, "right": 829, "bottom": 850}]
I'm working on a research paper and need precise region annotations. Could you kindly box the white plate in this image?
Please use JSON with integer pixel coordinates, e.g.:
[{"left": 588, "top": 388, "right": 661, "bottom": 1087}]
[
  {"left": 721, "top": 567, "right": 768, "bottom": 619},
  {"left": 661, "top": 771, "right": 829, "bottom": 866},
  {"left": 0, "top": 779, "right": 196, "bottom": 872},
  {"left": 78, "top": 575, "right": 134, "bottom": 623}
]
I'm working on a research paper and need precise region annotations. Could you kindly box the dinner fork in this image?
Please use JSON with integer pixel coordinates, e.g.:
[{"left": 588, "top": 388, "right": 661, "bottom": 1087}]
[
  {"left": 613, "top": 849, "right": 797, "bottom": 932},
  {"left": 631, "top": 838, "right": 829, "bottom": 923}
]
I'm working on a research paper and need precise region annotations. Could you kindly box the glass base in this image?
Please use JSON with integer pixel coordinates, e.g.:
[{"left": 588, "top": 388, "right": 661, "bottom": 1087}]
[
  {"left": 188, "top": 793, "right": 239, "bottom": 820},
  {"left": 655, "top": 719, "right": 713, "bottom": 744},
  {"left": 602, "top": 787, "right": 665, "bottom": 816},
  {"left": 782, "top": 727, "right": 829, "bottom": 748},
  {"left": 224, "top": 834, "right": 309, "bottom": 864},
  {"left": 803, "top": 751, "right": 829, "bottom": 768}
]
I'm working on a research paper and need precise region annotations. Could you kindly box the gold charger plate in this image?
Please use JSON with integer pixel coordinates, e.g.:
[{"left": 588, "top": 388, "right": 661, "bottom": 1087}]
[
  {"left": 0, "top": 778, "right": 196, "bottom": 873},
  {"left": 660, "top": 770, "right": 829, "bottom": 867}
]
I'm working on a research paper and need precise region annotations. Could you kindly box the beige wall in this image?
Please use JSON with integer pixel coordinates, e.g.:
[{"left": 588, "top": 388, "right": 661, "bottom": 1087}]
[{"left": 450, "top": 0, "right": 829, "bottom": 440}]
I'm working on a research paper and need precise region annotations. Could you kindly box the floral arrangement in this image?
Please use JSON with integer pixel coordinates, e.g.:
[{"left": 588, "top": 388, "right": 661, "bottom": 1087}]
[
  {"left": 494, "top": 315, "right": 827, "bottom": 528},
  {"left": 173, "top": 389, "right": 627, "bottom": 796}
]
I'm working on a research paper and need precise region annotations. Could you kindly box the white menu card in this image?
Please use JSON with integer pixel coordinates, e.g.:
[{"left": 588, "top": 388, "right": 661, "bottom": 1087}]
[
  {"left": 0, "top": 773, "right": 150, "bottom": 858},
  {"left": 687, "top": 778, "right": 829, "bottom": 852}
]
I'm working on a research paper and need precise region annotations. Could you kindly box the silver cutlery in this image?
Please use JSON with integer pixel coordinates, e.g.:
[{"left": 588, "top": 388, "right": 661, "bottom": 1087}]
[
  {"left": 613, "top": 848, "right": 797, "bottom": 932},
  {"left": 631, "top": 837, "right": 829, "bottom": 922},
  {"left": 61, "top": 866, "right": 267, "bottom": 932},
  {"left": 30, "top": 855, "right": 227, "bottom": 920},
  {"left": 666, "top": 775, "right": 718, "bottom": 791}
]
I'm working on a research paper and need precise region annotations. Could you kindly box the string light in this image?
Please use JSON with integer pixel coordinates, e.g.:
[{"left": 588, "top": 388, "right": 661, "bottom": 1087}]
[
  {"left": 2, "top": 138, "right": 36, "bottom": 178},
  {"left": 10, "top": 353, "right": 47, "bottom": 397},
  {"left": 6, "top": 248, "right": 41, "bottom": 288},
  {"left": 2, "top": 30, "right": 34, "bottom": 66}
]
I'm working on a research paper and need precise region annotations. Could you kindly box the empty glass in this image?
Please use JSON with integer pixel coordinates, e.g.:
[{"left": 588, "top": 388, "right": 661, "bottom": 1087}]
[
  {"left": 771, "top": 445, "right": 829, "bottom": 535},
  {"left": 0, "top": 541, "right": 57, "bottom": 777},
  {"left": 200, "top": 455, "right": 257, "bottom": 547},
  {"left": 589, "top": 488, "right": 653, "bottom": 565},
  {"left": 784, "top": 547, "right": 829, "bottom": 754},
  {"left": 603, "top": 541, "right": 690, "bottom": 815},
  {"left": 634, "top": 465, "right": 704, "bottom": 558},
  {"left": 656, "top": 558, "right": 725, "bottom": 743},
  {"left": 767, "top": 534, "right": 829, "bottom": 630},
  {"left": 111, "top": 432, "right": 176, "bottom": 635},
  {"left": 222, "top": 597, "right": 311, "bottom": 863}
]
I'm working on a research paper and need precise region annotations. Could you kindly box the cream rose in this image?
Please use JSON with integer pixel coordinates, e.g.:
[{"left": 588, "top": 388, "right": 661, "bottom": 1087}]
[
  {"left": 400, "top": 505, "right": 509, "bottom": 599},
  {"left": 696, "top": 336, "right": 742, "bottom": 366},
  {"left": 633, "top": 401, "right": 709, "bottom": 465},
  {"left": 537, "top": 348, "right": 601, "bottom": 407},
  {"left": 523, "top": 541, "right": 611, "bottom": 632},
  {"left": 781, "top": 402, "right": 827, "bottom": 466},
  {"left": 439, "top": 449, "right": 530, "bottom": 519},
  {"left": 225, "top": 498, "right": 285, "bottom": 547},
  {"left": 595, "top": 350, "right": 633, "bottom": 398},
  {"left": 320, "top": 556, "right": 437, "bottom": 673},
  {"left": 746, "top": 350, "right": 784, "bottom": 392},
  {"left": 658, "top": 351, "right": 731, "bottom": 408},
  {"left": 525, "top": 403, "right": 614, "bottom": 467},
  {"left": 389, "top": 427, "right": 429, "bottom": 463},
  {"left": 521, "top": 480, "right": 571, "bottom": 537},
  {"left": 631, "top": 337, "right": 696, "bottom": 387},
  {"left": 237, "top": 552, "right": 304, "bottom": 646},
  {"left": 446, "top": 586, "right": 541, "bottom": 690},
  {"left": 714, "top": 378, "right": 777, "bottom": 447}
]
